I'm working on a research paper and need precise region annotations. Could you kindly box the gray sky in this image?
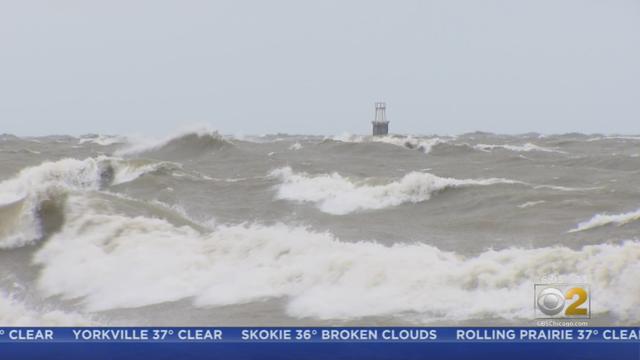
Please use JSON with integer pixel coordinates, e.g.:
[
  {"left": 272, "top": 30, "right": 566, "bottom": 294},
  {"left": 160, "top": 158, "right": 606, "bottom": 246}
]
[{"left": 1, "top": 0, "right": 639, "bottom": 136}]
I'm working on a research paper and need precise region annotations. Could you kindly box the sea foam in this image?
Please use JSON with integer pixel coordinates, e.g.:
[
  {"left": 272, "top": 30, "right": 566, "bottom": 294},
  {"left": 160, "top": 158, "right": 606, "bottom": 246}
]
[
  {"left": 31, "top": 197, "right": 640, "bottom": 323},
  {"left": 0, "top": 291, "right": 96, "bottom": 326}
]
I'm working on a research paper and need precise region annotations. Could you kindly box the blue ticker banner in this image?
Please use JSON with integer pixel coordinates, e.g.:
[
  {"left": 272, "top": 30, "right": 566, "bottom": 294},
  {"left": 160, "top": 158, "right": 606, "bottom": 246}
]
[{"left": 0, "top": 327, "right": 638, "bottom": 359}]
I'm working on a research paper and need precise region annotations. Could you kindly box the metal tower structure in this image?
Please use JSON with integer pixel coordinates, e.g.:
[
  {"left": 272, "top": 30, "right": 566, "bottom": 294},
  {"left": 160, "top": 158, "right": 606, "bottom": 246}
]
[{"left": 372, "top": 102, "right": 389, "bottom": 136}]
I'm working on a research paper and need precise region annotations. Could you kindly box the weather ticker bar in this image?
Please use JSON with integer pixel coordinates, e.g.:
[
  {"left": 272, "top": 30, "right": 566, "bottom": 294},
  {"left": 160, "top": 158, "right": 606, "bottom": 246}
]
[{"left": 0, "top": 327, "right": 638, "bottom": 343}]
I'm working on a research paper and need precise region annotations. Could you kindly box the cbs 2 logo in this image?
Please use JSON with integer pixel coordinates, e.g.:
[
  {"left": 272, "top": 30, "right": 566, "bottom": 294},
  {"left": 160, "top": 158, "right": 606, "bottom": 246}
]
[{"left": 535, "top": 285, "right": 590, "bottom": 318}]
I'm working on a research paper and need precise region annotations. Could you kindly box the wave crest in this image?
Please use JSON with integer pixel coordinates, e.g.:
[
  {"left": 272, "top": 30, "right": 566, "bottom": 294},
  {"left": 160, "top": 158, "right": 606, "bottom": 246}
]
[
  {"left": 331, "top": 134, "right": 451, "bottom": 154},
  {"left": 569, "top": 208, "right": 640, "bottom": 233},
  {"left": 474, "top": 143, "right": 563, "bottom": 153},
  {"left": 270, "top": 167, "right": 522, "bottom": 215},
  {"left": 0, "top": 157, "right": 176, "bottom": 248},
  {"left": 117, "top": 128, "right": 232, "bottom": 159},
  {"left": 78, "top": 134, "right": 126, "bottom": 146}
]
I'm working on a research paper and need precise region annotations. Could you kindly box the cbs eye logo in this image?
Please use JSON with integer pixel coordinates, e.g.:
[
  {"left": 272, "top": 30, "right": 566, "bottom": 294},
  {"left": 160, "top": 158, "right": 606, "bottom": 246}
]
[{"left": 534, "top": 284, "right": 590, "bottom": 319}]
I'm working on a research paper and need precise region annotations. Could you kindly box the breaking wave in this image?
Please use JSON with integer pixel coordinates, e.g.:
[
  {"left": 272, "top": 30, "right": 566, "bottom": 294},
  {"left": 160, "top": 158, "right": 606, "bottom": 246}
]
[
  {"left": 78, "top": 134, "right": 126, "bottom": 146},
  {"left": 331, "top": 134, "right": 449, "bottom": 154},
  {"left": 372, "top": 136, "right": 446, "bottom": 154},
  {"left": 330, "top": 134, "right": 562, "bottom": 155},
  {"left": 474, "top": 143, "right": 563, "bottom": 153},
  {"left": 116, "top": 128, "right": 232, "bottom": 159},
  {"left": 28, "top": 199, "right": 640, "bottom": 322},
  {"left": 270, "top": 167, "right": 522, "bottom": 215},
  {"left": 289, "top": 142, "right": 303, "bottom": 151},
  {"left": 569, "top": 208, "right": 640, "bottom": 233},
  {"left": 587, "top": 135, "right": 640, "bottom": 142},
  {"left": 0, "top": 148, "right": 41, "bottom": 155},
  {"left": 0, "top": 157, "right": 178, "bottom": 248}
]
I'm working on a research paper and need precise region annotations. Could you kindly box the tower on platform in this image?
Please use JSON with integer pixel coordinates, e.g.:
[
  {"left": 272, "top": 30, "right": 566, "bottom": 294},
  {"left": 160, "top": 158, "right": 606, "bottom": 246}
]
[{"left": 372, "top": 102, "right": 389, "bottom": 136}]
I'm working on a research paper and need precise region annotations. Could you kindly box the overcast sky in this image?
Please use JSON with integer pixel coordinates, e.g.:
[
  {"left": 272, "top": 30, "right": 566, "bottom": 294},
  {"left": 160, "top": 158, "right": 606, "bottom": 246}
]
[{"left": 1, "top": 0, "right": 639, "bottom": 136}]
